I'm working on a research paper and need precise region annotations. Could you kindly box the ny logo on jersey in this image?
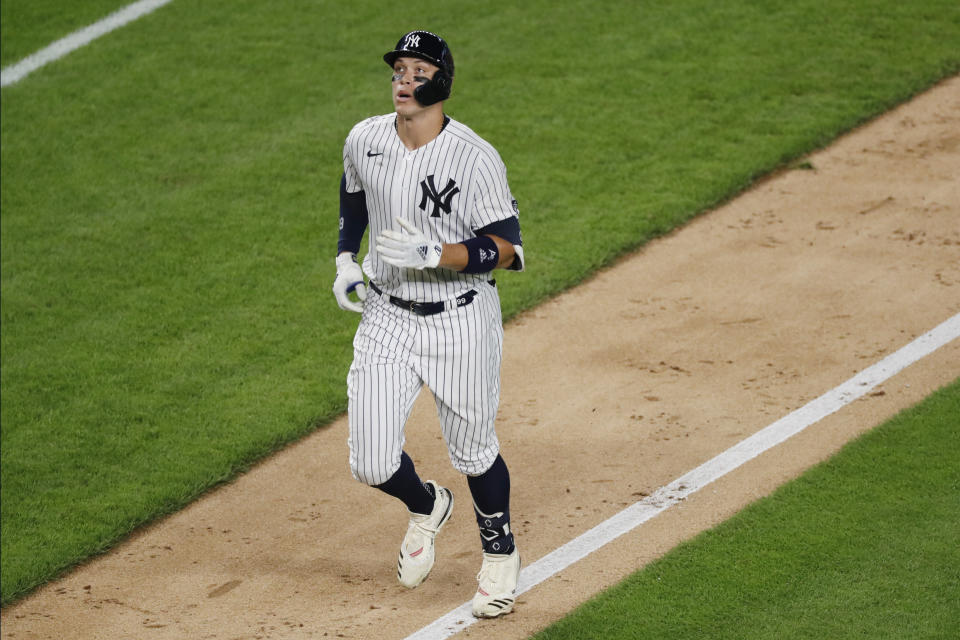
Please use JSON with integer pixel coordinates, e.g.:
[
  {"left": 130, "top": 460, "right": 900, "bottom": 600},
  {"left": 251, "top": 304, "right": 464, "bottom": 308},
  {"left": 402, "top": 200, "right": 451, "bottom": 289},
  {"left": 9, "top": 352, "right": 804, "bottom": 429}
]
[
  {"left": 404, "top": 34, "right": 421, "bottom": 49},
  {"left": 418, "top": 175, "right": 460, "bottom": 217}
]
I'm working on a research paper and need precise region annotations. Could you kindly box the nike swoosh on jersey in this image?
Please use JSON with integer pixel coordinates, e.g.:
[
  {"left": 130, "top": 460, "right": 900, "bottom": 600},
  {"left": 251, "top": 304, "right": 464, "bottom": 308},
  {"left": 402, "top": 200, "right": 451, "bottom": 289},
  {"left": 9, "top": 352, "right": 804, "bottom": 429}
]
[{"left": 367, "top": 150, "right": 383, "bottom": 157}]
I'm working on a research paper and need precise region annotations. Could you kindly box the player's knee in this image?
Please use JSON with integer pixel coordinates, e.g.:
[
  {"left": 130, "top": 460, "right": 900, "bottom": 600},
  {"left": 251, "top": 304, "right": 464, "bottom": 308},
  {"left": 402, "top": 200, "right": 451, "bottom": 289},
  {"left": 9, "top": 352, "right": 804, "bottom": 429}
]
[
  {"left": 450, "top": 448, "right": 499, "bottom": 477},
  {"left": 350, "top": 457, "right": 401, "bottom": 487},
  {"left": 350, "top": 463, "right": 381, "bottom": 486}
]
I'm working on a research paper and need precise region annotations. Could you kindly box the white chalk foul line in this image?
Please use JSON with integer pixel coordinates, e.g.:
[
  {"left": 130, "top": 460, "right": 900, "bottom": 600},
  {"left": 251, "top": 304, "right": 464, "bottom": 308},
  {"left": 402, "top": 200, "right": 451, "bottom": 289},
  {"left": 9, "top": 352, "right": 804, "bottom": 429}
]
[
  {"left": 406, "top": 312, "right": 960, "bottom": 640},
  {"left": 0, "top": 0, "right": 174, "bottom": 88}
]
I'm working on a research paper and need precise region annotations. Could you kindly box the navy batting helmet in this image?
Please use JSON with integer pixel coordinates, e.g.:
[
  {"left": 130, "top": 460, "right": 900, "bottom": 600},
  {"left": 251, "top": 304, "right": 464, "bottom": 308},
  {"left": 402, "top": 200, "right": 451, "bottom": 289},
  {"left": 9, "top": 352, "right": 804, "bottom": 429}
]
[{"left": 384, "top": 30, "right": 454, "bottom": 106}]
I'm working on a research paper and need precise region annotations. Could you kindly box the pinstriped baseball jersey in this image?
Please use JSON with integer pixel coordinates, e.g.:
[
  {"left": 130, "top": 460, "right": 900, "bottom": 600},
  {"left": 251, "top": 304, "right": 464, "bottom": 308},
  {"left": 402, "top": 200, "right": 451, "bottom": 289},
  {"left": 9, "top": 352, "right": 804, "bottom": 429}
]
[{"left": 343, "top": 113, "right": 524, "bottom": 302}]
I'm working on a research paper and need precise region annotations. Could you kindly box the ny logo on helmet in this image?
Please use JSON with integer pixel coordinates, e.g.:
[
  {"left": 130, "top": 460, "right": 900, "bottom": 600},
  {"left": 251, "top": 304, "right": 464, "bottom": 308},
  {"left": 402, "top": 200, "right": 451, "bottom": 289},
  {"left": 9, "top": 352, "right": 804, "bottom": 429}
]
[
  {"left": 419, "top": 175, "right": 460, "bottom": 217},
  {"left": 404, "top": 34, "right": 421, "bottom": 49}
]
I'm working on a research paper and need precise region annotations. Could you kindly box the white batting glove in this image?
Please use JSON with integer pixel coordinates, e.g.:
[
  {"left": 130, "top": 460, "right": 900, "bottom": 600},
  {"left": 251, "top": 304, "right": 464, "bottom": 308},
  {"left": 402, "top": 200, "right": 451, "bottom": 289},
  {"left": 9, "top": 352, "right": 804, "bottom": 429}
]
[
  {"left": 333, "top": 253, "right": 367, "bottom": 313},
  {"left": 376, "top": 217, "right": 443, "bottom": 270}
]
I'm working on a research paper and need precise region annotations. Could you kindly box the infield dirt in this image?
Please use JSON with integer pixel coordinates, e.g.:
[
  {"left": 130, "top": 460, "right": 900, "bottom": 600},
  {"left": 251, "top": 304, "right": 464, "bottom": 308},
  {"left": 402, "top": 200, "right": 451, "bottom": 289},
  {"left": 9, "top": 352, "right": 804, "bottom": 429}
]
[{"left": 2, "top": 76, "right": 958, "bottom": 640}]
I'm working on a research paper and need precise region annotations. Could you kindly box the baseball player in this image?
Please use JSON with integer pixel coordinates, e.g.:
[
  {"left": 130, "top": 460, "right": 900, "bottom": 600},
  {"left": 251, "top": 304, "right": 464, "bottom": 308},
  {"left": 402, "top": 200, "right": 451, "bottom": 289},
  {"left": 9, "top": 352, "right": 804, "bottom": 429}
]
[{"left": 332, "top": 31, "right": 525, "bottom": 618}]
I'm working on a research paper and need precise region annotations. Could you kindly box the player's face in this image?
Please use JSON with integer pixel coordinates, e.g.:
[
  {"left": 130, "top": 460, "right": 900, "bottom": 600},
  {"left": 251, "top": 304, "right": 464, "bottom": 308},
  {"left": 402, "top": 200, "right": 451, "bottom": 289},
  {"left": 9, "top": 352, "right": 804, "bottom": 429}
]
[{"left": 392, "top": 56, "right": 439, "bottom": 114}]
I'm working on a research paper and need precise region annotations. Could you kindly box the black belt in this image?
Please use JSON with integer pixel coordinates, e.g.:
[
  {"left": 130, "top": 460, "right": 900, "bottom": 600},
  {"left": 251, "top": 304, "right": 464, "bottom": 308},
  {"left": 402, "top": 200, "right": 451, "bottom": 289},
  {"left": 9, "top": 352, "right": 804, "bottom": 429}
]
[{"left": 369, "top": 281, "right": 480, "bottom": 316}]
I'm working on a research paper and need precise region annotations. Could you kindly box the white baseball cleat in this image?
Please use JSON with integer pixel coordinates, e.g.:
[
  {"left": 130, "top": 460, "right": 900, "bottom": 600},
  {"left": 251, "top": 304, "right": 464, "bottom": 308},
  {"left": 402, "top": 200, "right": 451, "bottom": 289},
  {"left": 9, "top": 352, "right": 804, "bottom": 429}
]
[
  {"left": 472, "top": 546, "right": 521, "bottom": 618},
  {"left": 397, "top": 481, "right": 454, "bottom": 588}
]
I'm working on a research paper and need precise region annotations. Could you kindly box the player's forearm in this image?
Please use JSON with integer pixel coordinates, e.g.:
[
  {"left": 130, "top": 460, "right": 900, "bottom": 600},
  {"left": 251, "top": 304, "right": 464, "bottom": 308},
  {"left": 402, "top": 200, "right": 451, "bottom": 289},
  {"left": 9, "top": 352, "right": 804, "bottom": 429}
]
[
  {"left": 438, "top": 235, "right": 515, "bottom": 271},
  {"left": 437, "top": 243, "right": 468, "bottom": 270}
]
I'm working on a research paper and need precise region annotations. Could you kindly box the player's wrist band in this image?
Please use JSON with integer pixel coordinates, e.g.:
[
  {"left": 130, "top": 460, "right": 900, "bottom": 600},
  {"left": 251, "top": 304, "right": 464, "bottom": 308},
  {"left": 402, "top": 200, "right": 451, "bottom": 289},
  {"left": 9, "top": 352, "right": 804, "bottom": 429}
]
[{"left": 459, "top": 236, "right": 499, "bottom": 273}]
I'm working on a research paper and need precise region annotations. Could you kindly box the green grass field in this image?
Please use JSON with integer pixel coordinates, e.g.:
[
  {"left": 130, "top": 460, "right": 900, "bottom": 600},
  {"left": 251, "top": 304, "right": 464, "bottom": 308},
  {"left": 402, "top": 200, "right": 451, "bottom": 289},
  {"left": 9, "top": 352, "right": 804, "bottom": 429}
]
[
  {"left": 2, "top": 0, "right": 959, "bottom": 612},
  {"left": 535, "top": 380, "right": 960, "bottom": 640}
]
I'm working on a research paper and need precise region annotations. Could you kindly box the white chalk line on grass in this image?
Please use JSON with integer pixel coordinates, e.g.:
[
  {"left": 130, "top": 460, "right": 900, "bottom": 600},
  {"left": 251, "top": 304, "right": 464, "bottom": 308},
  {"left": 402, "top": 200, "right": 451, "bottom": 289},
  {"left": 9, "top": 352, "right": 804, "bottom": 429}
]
[
  {"left": 0, "top": 0, "right": 173, "bottom": 88},
  {"left": 406, "top": 312, "right": 960, "bottom": 640}
]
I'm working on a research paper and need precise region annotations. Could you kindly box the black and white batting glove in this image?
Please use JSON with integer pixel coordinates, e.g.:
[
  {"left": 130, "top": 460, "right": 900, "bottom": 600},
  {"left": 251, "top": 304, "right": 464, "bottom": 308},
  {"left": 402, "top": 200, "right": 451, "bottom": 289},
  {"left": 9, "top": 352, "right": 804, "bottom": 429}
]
[
  {"left": 333, "top": 252, "right": 367, "bottom": 313},
  {"left": 376, "top": 217, "right": 443, "bottom": 270}
]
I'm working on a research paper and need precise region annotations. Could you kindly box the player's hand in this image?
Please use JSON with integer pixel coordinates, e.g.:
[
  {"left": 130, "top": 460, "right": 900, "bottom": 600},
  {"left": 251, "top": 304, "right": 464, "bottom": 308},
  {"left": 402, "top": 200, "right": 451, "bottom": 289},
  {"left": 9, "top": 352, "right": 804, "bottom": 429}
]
[
  {"left": 333, "top": 252, "right": 367, "bottom": 313},
  {"left": 376, "top": 217, "right": 443, "bottom": 270}
]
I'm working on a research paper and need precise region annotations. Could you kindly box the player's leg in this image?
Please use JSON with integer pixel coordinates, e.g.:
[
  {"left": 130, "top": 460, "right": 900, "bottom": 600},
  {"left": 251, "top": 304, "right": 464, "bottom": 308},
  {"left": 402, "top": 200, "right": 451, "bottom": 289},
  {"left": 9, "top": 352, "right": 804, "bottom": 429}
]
[
  {"left": 421, "top": 284, "right": 520, "bottom": 617},
  {"left": 347, "top": 294, "right": 453, "bottom": 587}
]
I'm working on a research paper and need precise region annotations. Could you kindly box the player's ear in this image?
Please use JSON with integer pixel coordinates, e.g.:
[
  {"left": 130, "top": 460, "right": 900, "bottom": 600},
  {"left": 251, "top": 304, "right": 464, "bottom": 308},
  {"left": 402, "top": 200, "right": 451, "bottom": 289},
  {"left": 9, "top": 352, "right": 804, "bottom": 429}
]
[{"left": 414, "top": 68, "right": 452, "bottom": 105}]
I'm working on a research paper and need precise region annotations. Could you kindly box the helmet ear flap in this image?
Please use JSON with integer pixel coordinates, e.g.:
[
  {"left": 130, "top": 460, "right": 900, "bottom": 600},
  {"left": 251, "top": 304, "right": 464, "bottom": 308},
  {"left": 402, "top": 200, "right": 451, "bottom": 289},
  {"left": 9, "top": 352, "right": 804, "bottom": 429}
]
[{"left": 413, "top": 68, "right": 452, "bottom": 106}]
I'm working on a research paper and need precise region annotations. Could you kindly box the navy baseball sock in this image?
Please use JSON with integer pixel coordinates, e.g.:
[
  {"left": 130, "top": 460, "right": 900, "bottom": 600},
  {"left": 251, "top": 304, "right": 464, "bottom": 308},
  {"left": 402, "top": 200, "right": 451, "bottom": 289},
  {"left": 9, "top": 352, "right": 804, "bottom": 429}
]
[
  {"left": 373, "top": 451, "right": 435, "bottom": 515},
  {"left": 468, "top": 455, "right": 515, "bottom": 555}
]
